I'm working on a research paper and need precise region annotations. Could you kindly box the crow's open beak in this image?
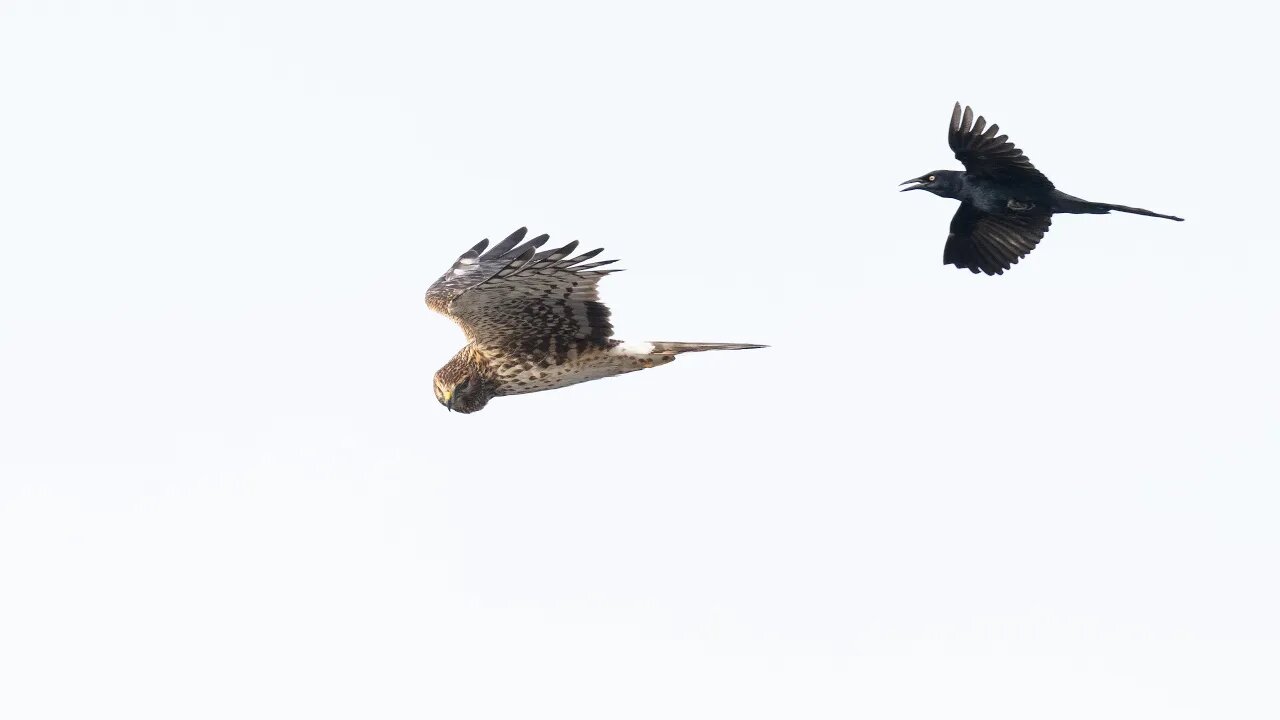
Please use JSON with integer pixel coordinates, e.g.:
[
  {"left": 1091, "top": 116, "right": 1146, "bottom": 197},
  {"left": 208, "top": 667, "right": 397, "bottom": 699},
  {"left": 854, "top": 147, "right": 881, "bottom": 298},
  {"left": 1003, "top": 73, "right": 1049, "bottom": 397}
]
[{"left": 899, "top": 178, "right": 925, "bottom": 192}]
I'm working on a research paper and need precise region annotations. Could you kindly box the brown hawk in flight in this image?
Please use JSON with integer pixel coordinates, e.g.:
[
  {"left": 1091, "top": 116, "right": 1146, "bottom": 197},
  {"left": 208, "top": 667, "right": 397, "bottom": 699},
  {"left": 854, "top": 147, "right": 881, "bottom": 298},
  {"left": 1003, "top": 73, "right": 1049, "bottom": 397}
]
[{"left": 425, "top": 228, "right": 765, "bottom": 413}]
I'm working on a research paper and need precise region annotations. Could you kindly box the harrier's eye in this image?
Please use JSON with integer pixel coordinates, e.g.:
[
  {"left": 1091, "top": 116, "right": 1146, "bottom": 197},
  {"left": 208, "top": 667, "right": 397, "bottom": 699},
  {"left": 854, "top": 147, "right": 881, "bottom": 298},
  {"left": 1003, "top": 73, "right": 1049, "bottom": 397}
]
[
  {"left": 927, "top": 175, "right": 936, "bottom": 182},
  {"left": 457, "top": 377, "right": 471, "bottom": 390}
]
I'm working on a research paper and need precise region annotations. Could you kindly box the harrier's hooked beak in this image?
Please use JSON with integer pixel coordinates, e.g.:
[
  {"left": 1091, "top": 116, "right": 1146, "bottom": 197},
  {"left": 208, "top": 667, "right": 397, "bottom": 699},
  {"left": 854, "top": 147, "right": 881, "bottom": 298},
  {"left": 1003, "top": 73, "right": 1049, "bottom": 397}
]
[
  {"left": 441, "top": 389, "right": 454, "bottom": 412},
  {"left": 899, "top": 177, "right": 926, "bottom": 192}
]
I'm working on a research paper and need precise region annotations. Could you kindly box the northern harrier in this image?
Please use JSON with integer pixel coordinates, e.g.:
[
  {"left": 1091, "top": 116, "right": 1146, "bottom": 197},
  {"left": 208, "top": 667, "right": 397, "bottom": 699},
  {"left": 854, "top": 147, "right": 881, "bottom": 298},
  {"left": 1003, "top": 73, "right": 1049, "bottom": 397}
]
[
  {"left": 901, "top": 103, "right": 1183, "bottom": 275},
  {"left": 425, "top": 228, "right": 765, "bottom": 413}
]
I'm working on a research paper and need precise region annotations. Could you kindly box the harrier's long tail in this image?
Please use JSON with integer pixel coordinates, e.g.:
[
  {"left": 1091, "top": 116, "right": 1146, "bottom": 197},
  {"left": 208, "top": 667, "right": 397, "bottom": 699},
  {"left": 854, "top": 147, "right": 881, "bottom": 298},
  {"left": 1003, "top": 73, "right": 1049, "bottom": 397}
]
[{"left": 647, "top": 341, "right": 767, "bottom": 354}]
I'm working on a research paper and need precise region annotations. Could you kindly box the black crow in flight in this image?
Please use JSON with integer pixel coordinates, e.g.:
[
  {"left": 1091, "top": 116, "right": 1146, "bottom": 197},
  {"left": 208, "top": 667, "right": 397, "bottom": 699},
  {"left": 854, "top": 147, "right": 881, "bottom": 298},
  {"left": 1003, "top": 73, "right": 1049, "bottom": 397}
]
[{"left": 902, "top": 103, "right": 1183, "bottom": 275}]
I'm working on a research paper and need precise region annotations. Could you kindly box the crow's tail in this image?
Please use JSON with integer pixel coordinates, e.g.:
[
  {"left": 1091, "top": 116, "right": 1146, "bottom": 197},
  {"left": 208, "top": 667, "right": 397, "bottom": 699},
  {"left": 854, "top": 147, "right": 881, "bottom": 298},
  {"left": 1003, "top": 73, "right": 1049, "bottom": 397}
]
[
  {"left": 1093, "top": 203, "right": 1185, "bottom": 221},
  {"left": 1051, "top": 190, "right": 1183, "bottom": 221}
]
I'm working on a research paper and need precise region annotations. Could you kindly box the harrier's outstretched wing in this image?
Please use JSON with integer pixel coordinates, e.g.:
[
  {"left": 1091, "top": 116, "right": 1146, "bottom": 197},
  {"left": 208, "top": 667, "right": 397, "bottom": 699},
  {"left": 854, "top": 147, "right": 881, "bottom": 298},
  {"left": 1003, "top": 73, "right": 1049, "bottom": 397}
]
[
  {"left": 949, "top": 103, "right": 1053, "bottom": 188},
  {"left": 425, "top": 227, "right": 620, "bottom": 353}
]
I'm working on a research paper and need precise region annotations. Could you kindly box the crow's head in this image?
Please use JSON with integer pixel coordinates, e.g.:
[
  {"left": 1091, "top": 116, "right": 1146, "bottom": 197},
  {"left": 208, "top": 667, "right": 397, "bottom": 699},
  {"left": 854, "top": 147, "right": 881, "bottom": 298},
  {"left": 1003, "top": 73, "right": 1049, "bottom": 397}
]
[{"left": 900, "top": 170, "right": 962, "bottom": 198}]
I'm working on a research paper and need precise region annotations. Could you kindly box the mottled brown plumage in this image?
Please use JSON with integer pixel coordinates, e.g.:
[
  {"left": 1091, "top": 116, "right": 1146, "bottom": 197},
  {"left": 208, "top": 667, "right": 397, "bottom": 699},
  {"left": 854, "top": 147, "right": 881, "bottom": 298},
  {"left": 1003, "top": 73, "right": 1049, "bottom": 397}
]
[{"left": 425, "top": 228, "right": 765, "bottom": 413}]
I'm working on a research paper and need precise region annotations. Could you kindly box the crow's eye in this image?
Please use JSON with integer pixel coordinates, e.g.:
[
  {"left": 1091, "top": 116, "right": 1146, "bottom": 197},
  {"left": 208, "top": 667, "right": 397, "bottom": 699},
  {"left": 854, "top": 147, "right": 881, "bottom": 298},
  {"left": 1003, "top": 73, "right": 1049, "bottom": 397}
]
[{"left": 927, "top": 175, "right": 936, "bottom": 182}]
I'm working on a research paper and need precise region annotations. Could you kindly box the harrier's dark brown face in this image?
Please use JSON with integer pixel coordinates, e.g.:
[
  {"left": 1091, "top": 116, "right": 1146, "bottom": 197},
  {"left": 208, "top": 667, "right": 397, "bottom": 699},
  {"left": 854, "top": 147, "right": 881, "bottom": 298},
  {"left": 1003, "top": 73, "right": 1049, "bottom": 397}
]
[{"left": 433, "top": 370, "right": 493, "bottom": 414}]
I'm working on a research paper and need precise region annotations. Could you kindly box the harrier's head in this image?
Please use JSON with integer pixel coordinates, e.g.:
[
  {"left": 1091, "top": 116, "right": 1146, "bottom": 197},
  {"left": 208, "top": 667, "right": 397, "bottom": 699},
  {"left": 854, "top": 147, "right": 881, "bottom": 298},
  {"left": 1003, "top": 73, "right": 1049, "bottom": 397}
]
[
  {"left": 433, "top": 353, "right": 497, "bottom": 414},
  {"left": 899, "top": 170, "right": 962, "bottom": 198}
]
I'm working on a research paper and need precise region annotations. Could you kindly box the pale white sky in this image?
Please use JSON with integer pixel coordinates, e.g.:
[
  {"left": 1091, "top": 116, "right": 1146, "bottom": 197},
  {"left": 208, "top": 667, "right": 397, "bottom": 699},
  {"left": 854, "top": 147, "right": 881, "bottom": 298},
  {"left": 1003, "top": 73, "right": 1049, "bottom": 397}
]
[{"left": 1, "top": 1, "right": 1276, "bottom": 718}]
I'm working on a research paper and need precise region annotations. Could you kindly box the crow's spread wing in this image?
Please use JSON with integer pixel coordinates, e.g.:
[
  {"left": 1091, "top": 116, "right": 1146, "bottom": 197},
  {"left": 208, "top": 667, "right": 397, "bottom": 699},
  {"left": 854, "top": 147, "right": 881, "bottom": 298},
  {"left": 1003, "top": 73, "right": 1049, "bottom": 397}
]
[
  {"left": 949, "top": 103, "right": 1053, "bottom": 188},
  {"left": 944, "top": 201, "right": 1053, "bottom": 275}
]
